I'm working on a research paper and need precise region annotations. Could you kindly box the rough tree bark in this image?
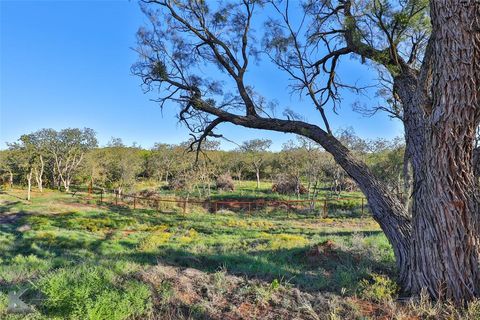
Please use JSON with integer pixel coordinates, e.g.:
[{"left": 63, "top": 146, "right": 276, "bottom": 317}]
[{"left": 404, "top": 1, "right": 480, "bottom": 301}]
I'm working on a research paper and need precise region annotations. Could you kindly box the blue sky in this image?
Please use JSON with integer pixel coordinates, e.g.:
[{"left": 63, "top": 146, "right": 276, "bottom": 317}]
[{"left": 0, "top": 0, "right": 403, "bottom": 150}]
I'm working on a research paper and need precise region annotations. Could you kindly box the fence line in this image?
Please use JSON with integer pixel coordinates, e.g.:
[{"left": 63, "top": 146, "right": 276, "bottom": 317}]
[{"left": 68, "top": 184, "right": 369, "bottom": 218}]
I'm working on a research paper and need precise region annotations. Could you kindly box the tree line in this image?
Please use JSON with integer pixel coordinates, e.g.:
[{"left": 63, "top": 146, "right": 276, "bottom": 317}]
[{"left": 0, "top": 127, "right": 406, "bottom": 200}]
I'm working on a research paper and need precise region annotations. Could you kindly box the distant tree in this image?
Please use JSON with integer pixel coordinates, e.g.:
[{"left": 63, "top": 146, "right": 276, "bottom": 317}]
[
  {"left": 279, "top": 137, "right": 326, "bottom": 199},
  {"left": 7, "top": 135, "right": 42, "bottom": 200},
  {"left": 276, "top": 141, "right": 306, "bottom": 197},
  {"left": 0, "top": 150, "right": 15, "bottom": 188},
  {"left": 240, "top": 139, "right": 272, "bottom": 189},
  {"left": 107, "top": 137, "right": 125, "bottom": 148},
  {"left": 228, "top": 150, "right": 247, "bottom": 181},
  {"left": 43, "top": 128, "right": 97, "bottom": 191},
  {"left": 148, "top": 143, "right": 179, "bottom": 183},
  {"left": 98, "top": 146, "right": 143, "bottom": 194}
]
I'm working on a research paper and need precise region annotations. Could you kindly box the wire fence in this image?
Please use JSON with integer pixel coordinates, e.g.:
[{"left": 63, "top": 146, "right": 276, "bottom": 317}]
[{"left": 68, "top": 184, "right": 370, "bottom": 218}]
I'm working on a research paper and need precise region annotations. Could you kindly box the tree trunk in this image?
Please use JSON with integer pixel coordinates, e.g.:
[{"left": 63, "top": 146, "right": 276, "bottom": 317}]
[
  {"left": 26, "top": 169, "right": 33, "bottom": 201},
  {"left": 63, "top": 178, "right": 69, "bottom": 192},
  {"left": 9, "top": 171, "right": 13, "bottom": 189},
  {"left": 406, "top": 1, "right": 480, "bottom": 302},
  {"left": 256, "top": 169, "right": 260, "bottom": 189},
  {"left": 38, "top": 155, "right": 44, "bottom": 192},
  {"left": 51, "top": 167, "right": 56, "bottom": 189},
  {"left": 317, "top": 134, "right": 412, "bottom": 287},
  {"left": 34, "top": 168, "right": 41, "bottom": 191}
]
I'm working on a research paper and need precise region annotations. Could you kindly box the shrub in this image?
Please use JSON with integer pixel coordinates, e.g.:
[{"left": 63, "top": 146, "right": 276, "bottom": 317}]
[
  {"left": 138, "top": 229, "right": 172, "bottom": 252},
  {"left": 215, "top": 174, "right": 235, "bottom": 191},
  {"left": 137, "top": 189, "right": 158, "bottom": 198},
  {"left": 272, "top": 174, "right": 307, "bottom": 195},
  {"left": 359, "top": 273, "right": 398, "bottom": 302},
  {"left": 333, "top": 177, "right": 358, "bottom": 192},
  {"left": 38, "top": 264, "right": 152, "bottom": 320},
  {"left": 168, "top": 176, "right": 187, "bottom": 191}
]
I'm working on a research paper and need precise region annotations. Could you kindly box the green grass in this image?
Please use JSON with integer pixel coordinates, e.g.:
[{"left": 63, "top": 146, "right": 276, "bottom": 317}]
[
  {"left": 0, "top": 189, "right": 391, "bottom": 319},
  {"left": 134, "top": 179, "right": 366, "bottom": 202},
  {"left": 2, "top": 189, "right": 480, "bottom": 319}
]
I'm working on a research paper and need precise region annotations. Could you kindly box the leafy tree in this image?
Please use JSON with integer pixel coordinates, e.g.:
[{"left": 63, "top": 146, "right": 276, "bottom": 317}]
[
  {"left": 240, "top": 139, "right": 272, "bottom": 189},
  {"left": 0, "top": 150, "right": 15, "bottom": 188},
  {"left": 96, "top": 141, "right": 143, "bottom": 194},
  {"left": 133, "top": 0, "right": 480, "bottom": 301},
  {"left": 7, "top": 135, "right": 42, "bottom": 200},
  {"left": 147, "top": 143, "right": 181, "bottom": 183},
  {"left": 40, "top": 128, "right": 97, "bottom": 191}
]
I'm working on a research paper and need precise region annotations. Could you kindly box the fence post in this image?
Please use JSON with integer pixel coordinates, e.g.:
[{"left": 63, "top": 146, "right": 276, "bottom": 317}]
[
  {"left": 214, "top": 201, "right": 218, "bottom": 213},
  {"left": 182, "top": 200, "right": 187, "bottom": 214},
  {"left": 133, "top": 196, "right": 136, "bottom": 210}
]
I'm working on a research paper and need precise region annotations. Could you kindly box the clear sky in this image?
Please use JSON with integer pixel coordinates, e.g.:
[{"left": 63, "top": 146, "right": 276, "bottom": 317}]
[{"left": 0, "top": 0, "right": 403, "bottom": 150}]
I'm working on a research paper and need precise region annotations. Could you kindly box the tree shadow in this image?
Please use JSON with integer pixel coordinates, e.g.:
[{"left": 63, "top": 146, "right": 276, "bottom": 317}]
[
  {"left": 111, "top": 243, "right": 396, "bottom": 294},
  {"left": 0, "top": 200, "right": 22, "bottom": 214}
]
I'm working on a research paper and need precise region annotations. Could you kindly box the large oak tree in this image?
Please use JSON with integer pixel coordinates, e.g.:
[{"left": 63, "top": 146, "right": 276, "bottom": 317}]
[{"left": 133, "top": 0, "right": 480, "bottom": 303}]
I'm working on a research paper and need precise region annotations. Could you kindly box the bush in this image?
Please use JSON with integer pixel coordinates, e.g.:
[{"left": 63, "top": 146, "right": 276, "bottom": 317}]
[
  {"left": 359, "top": 273, "right": 398, "bottom": 302},
  {"left": 216, "top": 174, "right": 235, "bottom": 191},
  {"left": 168, "top": 176, "right": 187, "bottom": 191},
  {"left": 137, "top": 189, "right": 158, "bottom": 198},
  {"left": 333, "top": 177, "right": 358, "bottom": 192},
  {"left": 38, "top": 264, "right": 152, "bottom": 320},
  {"left": 272, "top": 174, "right": 307, "bottom": 195}
]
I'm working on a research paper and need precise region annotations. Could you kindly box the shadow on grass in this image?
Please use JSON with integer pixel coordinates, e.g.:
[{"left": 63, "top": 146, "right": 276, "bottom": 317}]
[{"left": 111, "top": 243, "right": 395, "bottom": 294}]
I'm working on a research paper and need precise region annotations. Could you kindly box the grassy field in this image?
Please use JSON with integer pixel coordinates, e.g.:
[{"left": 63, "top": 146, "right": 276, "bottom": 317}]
[
  {"left": 134, "top": 180, "right": 366, "bottom": 201},
  {"left": 0, "top": 189, "right": 478, "bottom": 319}
]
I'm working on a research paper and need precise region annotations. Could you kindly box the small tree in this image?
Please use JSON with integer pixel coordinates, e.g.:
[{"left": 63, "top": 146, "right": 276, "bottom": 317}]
[
  {"left": 42, "top": 128, "right": 97, "bottom": 191},
  {"left": 7, "top": 135, "right": 41, "bottom": 200},
  {"left": 0, "top": 150, "right": 15, "bottom": 189},
  {"left": 147, "top": 143, "right": 180, "bottom": 184},
  {"left": 98, "top": 140, "right": 143, "bottom": 194},
  {"left": 240, "top": 139, "right": 272, "bottom": 189}
]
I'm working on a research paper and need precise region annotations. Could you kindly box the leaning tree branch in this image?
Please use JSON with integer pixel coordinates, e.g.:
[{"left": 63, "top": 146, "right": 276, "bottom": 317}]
[{"left": 188, "top": 117, "right": 225, "bottom": 162}]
